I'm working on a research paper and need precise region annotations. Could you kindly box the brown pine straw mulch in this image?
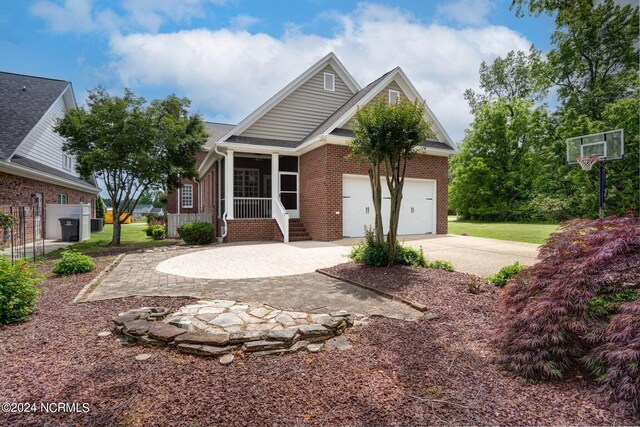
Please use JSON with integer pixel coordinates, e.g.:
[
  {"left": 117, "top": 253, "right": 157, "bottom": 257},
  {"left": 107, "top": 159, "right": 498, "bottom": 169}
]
[{"left": 0, "top": 259, "right": 638, "bottom": 426}]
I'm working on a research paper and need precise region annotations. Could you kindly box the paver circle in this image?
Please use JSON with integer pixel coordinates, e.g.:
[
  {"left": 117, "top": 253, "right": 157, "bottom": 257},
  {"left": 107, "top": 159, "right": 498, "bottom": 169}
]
[{"left": 155, "top": 242, "right": 349, "bottom": 279}]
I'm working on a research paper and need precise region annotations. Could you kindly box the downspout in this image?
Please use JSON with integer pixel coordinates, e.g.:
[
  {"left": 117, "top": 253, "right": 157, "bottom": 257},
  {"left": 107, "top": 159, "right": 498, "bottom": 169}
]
[{"left": 214, "top": 144, "right": 228, "bottom": 238}]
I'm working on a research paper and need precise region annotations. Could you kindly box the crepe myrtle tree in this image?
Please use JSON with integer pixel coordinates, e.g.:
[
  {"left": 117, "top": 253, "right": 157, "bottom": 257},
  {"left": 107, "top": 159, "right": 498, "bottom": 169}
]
[
  {"left": 350, "top": 95, "right": 434, "bottom": 260},
  {"left": 55, "top": 87, "right": 208, "bottom": 245}
]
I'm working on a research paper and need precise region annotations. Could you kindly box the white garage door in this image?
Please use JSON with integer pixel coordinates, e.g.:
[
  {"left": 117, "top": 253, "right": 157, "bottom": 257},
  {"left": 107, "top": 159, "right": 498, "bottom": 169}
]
[{"left": 342, "top": 175, "right": 435, "bottom": 238}]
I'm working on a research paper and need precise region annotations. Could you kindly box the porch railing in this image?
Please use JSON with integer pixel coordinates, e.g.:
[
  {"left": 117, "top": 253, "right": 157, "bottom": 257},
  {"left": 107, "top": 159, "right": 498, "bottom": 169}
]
[
  {"left": 273, "top": 198, "right": 289, "bottom": 243},
  {"left": 234, "top": 197, "right": 272, "bottom": 219}
]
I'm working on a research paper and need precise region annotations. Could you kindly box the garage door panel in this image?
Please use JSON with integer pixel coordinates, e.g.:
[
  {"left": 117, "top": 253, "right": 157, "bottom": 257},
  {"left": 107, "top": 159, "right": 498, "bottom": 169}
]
[{"left": 343, "top": 176, "right": 434, "bottom": 238}]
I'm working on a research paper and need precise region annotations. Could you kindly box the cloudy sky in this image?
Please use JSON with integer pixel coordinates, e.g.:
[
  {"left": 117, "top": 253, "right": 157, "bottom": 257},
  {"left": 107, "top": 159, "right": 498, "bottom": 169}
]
[{"left": 0, "top": 0, "right": 558, "bottom": 142}]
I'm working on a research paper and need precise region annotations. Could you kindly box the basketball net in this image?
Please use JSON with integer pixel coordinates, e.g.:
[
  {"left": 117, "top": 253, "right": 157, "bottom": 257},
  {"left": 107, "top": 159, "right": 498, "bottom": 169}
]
[{"left": 576, "top": 155, "right": 600, "bottom": 171}]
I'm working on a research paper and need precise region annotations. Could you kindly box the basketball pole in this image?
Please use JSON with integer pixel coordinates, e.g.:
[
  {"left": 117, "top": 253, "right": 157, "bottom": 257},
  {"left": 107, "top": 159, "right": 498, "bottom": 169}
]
[{"left": 598, "top": 163, "right": 606, "bottom": 220}]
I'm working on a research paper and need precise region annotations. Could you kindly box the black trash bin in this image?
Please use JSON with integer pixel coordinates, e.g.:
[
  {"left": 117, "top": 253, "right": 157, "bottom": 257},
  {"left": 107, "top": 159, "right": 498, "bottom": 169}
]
[
  {"left": 59, "top": 217, "right": 80, "bottom": 242},
  {"left": 91, "top": 218, "right": 104, "bottom": 233}
]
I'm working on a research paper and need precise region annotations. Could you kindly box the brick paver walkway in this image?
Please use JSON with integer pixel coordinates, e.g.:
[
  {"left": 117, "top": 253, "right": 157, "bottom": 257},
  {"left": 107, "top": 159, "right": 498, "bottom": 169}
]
[{"left": 85, "top": 247, "right": 421, "bottom": 320}]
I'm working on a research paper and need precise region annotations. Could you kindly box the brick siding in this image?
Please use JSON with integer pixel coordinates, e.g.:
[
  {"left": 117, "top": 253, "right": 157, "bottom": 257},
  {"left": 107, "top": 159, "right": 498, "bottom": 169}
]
[
  {"left": 300, "top": 144, "right": 449, "bottom": 241},
  {"left": 0, "top": 171, "right": 97, "bottom": 243},
  {"left": 225, "top": 219, "right": 277, "bottom": 242}
]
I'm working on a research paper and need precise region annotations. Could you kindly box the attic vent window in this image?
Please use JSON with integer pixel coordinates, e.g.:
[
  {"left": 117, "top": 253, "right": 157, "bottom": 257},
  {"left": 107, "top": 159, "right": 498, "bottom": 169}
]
[
  {"left": 324, "top": 73, "right": 335, "bottom": 91},
  {"left": 389, "top": 90, "right": 400, "bottom": 105}
]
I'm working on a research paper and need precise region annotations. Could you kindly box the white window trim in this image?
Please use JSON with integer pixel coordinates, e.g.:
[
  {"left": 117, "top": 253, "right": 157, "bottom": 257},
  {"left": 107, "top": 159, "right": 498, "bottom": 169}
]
[
  {"left": 181, "top": 184, "right": 193, "bottom": 208},
  {"left": 324, "top": 72, "right": 335, "bottom": 92},
  {"left": 58, "top": 194, "right": 68, "bottom": 204},
  {"left": 388, "top": 89, "right": 400, "bottom": 105},
  {"left": 62, "top": 154, "right": 73, "bottom": 171}
]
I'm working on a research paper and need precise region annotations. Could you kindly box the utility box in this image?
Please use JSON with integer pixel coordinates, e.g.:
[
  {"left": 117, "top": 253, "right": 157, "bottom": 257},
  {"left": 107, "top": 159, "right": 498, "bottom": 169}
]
[
  {"left": 91, "top": 218, "right": 104, "bottom": 233},
  {"left": 59, "top": 218, "right": 80, "bottom": 242}
]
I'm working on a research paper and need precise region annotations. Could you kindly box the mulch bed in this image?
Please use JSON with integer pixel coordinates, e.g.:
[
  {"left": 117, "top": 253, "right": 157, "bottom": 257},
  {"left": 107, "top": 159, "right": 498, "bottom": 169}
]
[{"left": 0, "top": 259, "right": 637, "bottom": 426}]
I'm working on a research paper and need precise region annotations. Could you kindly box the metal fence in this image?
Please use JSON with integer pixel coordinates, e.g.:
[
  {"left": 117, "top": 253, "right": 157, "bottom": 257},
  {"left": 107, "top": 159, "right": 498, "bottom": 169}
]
[
  {"left": 1, "top": 205, "right": 45, "bottom": 262},
  {"left": 166, "top": 213, "right": 213, "bottom": 238}
]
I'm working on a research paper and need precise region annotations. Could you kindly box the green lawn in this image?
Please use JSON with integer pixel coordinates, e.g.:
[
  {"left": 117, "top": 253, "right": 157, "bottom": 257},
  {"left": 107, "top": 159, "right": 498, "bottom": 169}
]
[
  {"left": 447, "top": 216, "right": 560, "bottom": 244},
  {"left": 48, "top": 223, "right": 176, "bottom": 256}
]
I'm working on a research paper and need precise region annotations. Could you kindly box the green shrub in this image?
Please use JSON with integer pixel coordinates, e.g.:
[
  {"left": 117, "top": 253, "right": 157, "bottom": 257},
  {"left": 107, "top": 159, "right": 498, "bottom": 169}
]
[
  {"left": 395, "top": 244, "right": 428, "bottom": 267},
  {"left": 0, "top": 256, "right": 43, "bottom": 324},
  {"left": 178, "top": 222, "right": 215, "bottom": 245},
  {"left": 0, "top": 211, "right": 13, "bottom": 231},
  {"left": 152, "top": 227, "right": 166, "bottom": 240},
  {"left": 145, "top": 226, "right": 154, "bottom": 237},
  {"left": 52, "top": 250, "right": 95, "bottom": 276},
  {"left": 588, "top": 289, "right": 639, "bottom": 317},
  {"left": 488, "top": 262, "right": 524, "bottom": 287},
  {"left": 428, "top": 260, "right": 455, "bottom": 271},
  {"left": 348, "top": 230, "right": 427, "bottom": 268}
]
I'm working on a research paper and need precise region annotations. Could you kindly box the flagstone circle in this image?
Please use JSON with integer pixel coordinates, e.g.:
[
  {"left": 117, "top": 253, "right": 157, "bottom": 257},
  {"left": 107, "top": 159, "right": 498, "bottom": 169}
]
[{"left": 112, "top": 301, "right": 352, "bottom": 358}]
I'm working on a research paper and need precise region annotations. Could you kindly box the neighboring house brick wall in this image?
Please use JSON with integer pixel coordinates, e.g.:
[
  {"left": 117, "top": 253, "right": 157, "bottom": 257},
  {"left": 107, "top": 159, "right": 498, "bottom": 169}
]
[
  {"left": 300, "top": 144, "right": 448, "bottom": 241},
  {"left": 0, "top": 171, "right": 96, "bottom": 243}
]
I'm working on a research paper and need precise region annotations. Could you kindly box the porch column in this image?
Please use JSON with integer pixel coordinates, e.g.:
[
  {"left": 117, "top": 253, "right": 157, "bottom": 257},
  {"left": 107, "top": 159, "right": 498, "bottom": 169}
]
[
  {"left": 271, "top": 153, "right": 279, "bottom": 216},
  {"left": 226, "top": 150, "right": 234, "bottom": 219}
]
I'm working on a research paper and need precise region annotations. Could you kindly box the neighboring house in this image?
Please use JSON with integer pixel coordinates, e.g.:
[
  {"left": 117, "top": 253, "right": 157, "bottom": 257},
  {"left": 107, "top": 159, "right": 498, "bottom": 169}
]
[
  {"left": 150, "top": 207, "right": 164, "bottom": 216},
  {"left": 171, "top": 53, "right": 457, "bottom": 242},
  {"left": 0, "top": 71, "right": 99, "bottom": 240},
  {"left": 131, "top": 204, "right": 153, "bottom": 219}
]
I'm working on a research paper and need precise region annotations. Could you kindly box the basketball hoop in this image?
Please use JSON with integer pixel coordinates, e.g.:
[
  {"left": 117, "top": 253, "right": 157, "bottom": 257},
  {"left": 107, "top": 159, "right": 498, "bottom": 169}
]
[{"left": 576, "top": 155, "right": 600, "bottom": 171}]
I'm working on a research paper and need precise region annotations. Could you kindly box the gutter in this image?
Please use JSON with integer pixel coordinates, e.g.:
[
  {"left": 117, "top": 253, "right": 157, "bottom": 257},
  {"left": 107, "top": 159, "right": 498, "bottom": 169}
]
[
  {"left": 213, "top": 144, "right": 228, "bottom": 239},
  {"left": 0, "top": 158, "right": 100, "bottom": 193}
]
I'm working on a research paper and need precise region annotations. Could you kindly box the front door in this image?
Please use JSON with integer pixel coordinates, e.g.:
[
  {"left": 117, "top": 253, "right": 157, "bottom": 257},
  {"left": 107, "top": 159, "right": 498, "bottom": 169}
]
[{"left": 279, "top": 172, "right": 299, "bottom": 218}]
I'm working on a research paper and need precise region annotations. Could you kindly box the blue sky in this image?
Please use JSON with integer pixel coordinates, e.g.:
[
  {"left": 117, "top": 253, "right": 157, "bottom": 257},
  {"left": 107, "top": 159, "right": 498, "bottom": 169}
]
[{"left": 0, "top": 0, "right": 556, "bottom": 142}]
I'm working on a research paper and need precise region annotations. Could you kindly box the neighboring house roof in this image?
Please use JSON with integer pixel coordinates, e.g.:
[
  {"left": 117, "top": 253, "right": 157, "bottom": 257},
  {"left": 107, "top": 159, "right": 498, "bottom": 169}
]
[
  {"left": 9, "top": 155, "right": 98, "bottom": 190},
  {"left": 150, "top": 207, "right": 164, "bottom": 214},
  {"left": 133, "top": 204, "right": 154, "bottom": 212},
  {"left": 0, "top": 71, "right": 69, "bottom": 159},
  {"left": 203, "top": 122, "right": 235, "bottom": 150}
]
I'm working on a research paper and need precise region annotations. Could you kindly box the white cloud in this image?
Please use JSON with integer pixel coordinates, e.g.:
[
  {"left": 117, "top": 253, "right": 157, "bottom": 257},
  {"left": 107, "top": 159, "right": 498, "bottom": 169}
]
[
  {"left": 30, "top": 0, "right": 99, "bottom": 33},
  {"left": 229, "top": 14, "right": 261, "bottom": 31},
  {"left": 436, "top": 0, "right": 495, "bottom": 26},
  {"left": 30, "top": 0, "right": 225, "bottom": 34},
  {"left": 109, "top": 4, "right": 530, "bottom": 142}
]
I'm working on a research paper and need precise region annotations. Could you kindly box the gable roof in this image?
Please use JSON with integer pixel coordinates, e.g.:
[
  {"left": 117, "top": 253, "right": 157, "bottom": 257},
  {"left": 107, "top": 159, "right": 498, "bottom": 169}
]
[
  {"left": 203, "top": 122, "right": 235, "bottom": 150},
  {"left": 303, "top": 69, "right": 395, "bottom": 143},
  {"left": 219, "top": 52, "right": 361, "bottom": 143},
  {"left": 0, "top": 71, "right": 70, "bottom": 159},
  {"left": 318, "top": 67, "right": 456, "bottom": 150}
]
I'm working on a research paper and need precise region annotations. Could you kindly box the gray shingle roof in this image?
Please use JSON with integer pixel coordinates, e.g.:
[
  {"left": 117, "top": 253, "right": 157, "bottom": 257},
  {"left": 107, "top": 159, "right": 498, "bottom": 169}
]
[
  {"left": 329, "top": 128, "right": 455, "bottom": 152},
  {"left": 0, "top": 72, "right": 70, "bottom": 159},
  {"left": 10, "top": 156, "right": 98, "bottom": 190},
  {"left": 203, "top": 122, "right": 235, "bottom": 149}
]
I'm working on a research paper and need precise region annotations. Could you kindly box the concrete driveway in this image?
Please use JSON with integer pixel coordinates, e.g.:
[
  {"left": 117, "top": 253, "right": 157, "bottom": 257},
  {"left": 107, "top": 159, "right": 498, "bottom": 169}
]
[
  {"left": 335, "top": 234, "right": 539, "bottom": 277},
  {"left": 155, "top": 235, "right": 538, "bottom": 279}
]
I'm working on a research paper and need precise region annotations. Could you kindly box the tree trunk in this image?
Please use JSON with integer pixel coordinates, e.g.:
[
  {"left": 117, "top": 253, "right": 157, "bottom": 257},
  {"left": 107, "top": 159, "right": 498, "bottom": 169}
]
[
  {"left": 368, "top": 162, "right": 384, "bottom": 244},
  {"left": 110, "top": 213, "right": 122, "bottom": 246},
  {"left": 387, "top": 178, "right": 404, "bottom": 262}
]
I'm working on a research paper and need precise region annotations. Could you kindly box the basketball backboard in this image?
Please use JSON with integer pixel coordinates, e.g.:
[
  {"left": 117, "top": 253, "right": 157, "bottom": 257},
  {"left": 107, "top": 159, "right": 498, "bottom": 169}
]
[{"left": 566, "top": 129, "right": 624, "bottom": 165}]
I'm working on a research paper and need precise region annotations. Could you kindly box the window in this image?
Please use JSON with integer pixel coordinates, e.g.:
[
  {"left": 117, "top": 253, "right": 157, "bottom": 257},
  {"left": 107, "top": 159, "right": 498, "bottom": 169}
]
[
  {"left": 324, "top": 72, "right": 335, "bottom": 91},
  {"left": 79, "top": 196, "right": 84, "bottom": 203},
  {"left": 58, "top": 194, "right": 68, "bottom": 204},
  {"left": 62, "top": 154, "right": 73, "bottom": 170},
  {"left": 181, "top": 184, "right": 193, "bottom": 208},
  {"left": 234, "top": 169, "right": 259, "bottom": 197},
  {"left": 389, "top": 89, "right": 400, "bottom": 105}
]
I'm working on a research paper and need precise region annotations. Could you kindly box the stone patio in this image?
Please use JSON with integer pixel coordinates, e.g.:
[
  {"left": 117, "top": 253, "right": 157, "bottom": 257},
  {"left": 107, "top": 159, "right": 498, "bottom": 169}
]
[
  {"left": 84, "top": 247, "right": 421, "bottom": 321},
  {"left": 113, "top": 302, "right": 353, "bottom": 359}
]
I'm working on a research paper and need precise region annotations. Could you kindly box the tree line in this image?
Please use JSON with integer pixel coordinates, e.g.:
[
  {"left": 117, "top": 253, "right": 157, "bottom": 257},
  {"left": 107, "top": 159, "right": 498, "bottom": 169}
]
[{"left": 450, "top": 0, "right": 639, "bottom": 222}]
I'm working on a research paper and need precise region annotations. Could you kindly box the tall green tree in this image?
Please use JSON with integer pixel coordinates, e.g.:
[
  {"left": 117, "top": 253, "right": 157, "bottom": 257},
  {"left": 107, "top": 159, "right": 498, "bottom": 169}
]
[
  {"left": 450, "top": 98, "right": 552, "bottom": 220},
  {"left": 351, "top": 96, "right": 433, "bottom": 260},
  {"left": 56, "top": 88, "right": 208, "bottom": 245},
  {"left": 464, "top": 47, "right": 549, "bottom": 113}
]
